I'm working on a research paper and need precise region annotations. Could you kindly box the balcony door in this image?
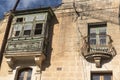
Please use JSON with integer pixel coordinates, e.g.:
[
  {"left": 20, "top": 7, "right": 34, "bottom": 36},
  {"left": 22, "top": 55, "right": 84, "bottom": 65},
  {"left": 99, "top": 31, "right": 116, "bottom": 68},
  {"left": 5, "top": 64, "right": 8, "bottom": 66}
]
[
  {"left": 88, "top": 23, "right": 107, "bottom": 45},
  {"left": 91, "top": 73, "right": 112, "bottom": 80},
  {"left": 17, "top": 68, "right": 32, "bottom": 80}
]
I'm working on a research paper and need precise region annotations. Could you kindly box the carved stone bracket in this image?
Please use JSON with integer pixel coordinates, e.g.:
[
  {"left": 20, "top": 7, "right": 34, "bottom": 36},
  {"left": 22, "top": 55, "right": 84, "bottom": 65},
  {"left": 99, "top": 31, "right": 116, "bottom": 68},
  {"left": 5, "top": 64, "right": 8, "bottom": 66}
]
[
  {"left": 6, "top": 57, "right": 14, "bottom": 73},
  {"left": 35, "top": 55, "right": 45, "bottom": 72},
  {"left": 94, "top": 57, "right": 101, "bottom": 68}
]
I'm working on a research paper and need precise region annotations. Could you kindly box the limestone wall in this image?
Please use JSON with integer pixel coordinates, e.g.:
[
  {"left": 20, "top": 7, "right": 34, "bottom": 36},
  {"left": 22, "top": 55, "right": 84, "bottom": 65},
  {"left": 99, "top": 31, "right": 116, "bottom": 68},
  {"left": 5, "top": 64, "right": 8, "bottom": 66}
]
[{"left": 0, "top": 0, "right": 120, "bottom": 80}]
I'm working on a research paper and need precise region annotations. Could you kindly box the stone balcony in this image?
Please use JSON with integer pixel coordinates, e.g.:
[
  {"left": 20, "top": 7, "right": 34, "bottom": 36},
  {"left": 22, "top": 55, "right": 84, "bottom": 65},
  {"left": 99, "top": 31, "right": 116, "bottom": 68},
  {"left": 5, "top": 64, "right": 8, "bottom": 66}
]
[
  {"left": 81, "top": 34, "right": 116, "bottom": 68},
  {"left": 4, "top": 36, "right": 46, "bottom": 72}
]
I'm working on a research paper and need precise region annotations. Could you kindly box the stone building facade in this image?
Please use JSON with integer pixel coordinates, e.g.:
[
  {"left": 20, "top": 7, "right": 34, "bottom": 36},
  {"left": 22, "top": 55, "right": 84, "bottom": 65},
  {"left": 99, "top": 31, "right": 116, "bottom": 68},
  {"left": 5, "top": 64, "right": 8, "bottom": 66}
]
[{"left": 0, "top": 0, "right": 120, "bottom": 80}]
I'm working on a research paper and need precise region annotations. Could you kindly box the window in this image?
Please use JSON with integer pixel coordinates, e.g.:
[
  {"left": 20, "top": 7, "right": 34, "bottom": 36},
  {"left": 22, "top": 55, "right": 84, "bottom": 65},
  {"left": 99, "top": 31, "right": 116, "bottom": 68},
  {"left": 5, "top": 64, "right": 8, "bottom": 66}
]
[
  {"left": 12, "top": 24, "right": 22, "bottom": 37},
  {"left": 34, "top": 23, "right": 43, "bottom": 35},
  {"left": 11, "top": 14, "right": 47, "bottom": 38},
  {"left": 23, "top": 23, "right": 32, "bottom": 36},
  {"left": 16, "top": 18, "right": 23, "bottom": 23},
  {"left": 91, "top": 73, "right": 112, "bottom": 80},
  {"left": 88, "top": 23, "right": 106, "bottom": 45},
  {"left": 17, "top": 68, "right": 32, "bottom": 80}
]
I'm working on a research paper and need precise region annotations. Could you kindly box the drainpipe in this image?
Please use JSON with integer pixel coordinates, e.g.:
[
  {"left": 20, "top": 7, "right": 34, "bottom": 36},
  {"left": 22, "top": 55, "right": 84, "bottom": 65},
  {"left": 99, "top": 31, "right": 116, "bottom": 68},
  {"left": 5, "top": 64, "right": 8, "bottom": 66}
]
[{"left": 0, "top": 0, "right": 20, "bottom": 66}]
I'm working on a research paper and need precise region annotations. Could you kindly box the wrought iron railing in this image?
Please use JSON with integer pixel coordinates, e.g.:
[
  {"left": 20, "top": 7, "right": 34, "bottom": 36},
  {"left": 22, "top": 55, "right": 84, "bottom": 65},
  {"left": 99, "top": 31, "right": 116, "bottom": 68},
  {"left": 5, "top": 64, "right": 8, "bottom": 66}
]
[{"left": 81, "top": 34, "right": 116, "bottom": 59}]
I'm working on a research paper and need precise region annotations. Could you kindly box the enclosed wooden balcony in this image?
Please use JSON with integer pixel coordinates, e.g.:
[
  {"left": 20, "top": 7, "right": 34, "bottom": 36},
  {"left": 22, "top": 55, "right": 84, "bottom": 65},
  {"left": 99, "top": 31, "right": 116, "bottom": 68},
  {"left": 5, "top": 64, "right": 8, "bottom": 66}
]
[
  {"left": 3, "top": 7, "right": 57, "bottom": 72},
  {"left": 81, "top": 34, "right": 116, "bottom": 68},
  {"left": 4, "top": 36, "right": 46, "bottom": 72}
]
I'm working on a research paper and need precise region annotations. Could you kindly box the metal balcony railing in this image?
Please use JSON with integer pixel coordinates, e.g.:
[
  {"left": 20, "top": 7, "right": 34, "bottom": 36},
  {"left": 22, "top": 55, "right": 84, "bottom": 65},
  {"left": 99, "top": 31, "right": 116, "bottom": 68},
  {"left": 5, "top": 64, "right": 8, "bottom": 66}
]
[{"left": 81, "top": 34, "right": 116, "bottom": 67}]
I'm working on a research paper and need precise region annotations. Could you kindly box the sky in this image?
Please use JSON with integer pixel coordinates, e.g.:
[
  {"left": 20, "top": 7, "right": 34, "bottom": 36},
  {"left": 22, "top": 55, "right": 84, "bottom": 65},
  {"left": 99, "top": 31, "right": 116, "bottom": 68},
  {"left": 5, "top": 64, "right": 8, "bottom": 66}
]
[{"left": 0, "top": 0, "right": 61, "bottom": 19}]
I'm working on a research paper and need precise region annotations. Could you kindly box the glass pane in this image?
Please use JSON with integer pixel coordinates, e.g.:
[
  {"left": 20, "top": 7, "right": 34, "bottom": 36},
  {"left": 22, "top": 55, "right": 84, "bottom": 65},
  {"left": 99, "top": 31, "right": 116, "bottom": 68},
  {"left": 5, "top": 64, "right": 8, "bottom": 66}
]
[
  {"left": 34, "top": 23, "right": 43, "bottom": 35},
  {"left": 90, "top": 27, "right": 97, "bottom": 45},
  {"left": 104, "top": 74, "right": 112, "bottom": 80},
  {"left": 90, "top": 39, "right": 96, "bottom": 45},
  {"left": 99, "top": 27, "right": 106, "bottom": 33},
  {"left": 92, "top": 74, "right": 100, "bottom": 80},
  {"left": 99, "top": 30, "right": 106, "bottom": 37},
  {"left": 24, "top": 30, "right": 31, "bottom": 36},
  {"left": 99, "top": 31, "right": 106, "bottom": 45},
  {"left": 18, "top": 71, "right": 25, "bottom": 80},
  {"left": 14, "top": 24, "right": 22, "bottom": 31},
  {"left": 90, "top": 33, "right": 96, "bottom": 38},
  {"left": 12, "top": 24, "right": 22, "bottom": 37},
  {"left": 15, "top": 31, "right": 20, "bottom": 36},
  {"left": 24, "top": 23, "right": 32, "bottom": 30},
  {"left": 25, "top": 16, "right": 34, "bottom": 22},
  {"left": 90, "top": 28, "right": 96, "bottom": 33},
  {"left": 23, "top": 23, "right": 32, "bottom": 36},
  {"left": 99, "top": 27, "right": 106, "bottom": 39},
  {"left": 36, "top": 14, "right": 46, "bottom": 20},
  {"left": 99, "top": 33, "right": 106, "bottom": 38},
  {"left": 100, "top": 39, "right": 106, "bottom": 45},
  {"left": 16, "top": 18, "right": 23, "bottom": 22}
]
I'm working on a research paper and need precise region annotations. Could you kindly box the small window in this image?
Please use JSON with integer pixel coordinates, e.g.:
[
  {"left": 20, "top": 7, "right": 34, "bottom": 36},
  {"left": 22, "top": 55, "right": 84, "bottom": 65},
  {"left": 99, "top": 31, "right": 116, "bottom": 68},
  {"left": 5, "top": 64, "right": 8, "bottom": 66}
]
[
  {"left": 16, "top": 18, "right": 23, "bottom": 23},
  {"left": 91, "top": 72, "right": 112, "bottom": 80},
  {"left": 17, "top": 68, "right": 32, "bottom": 80},
  {"left": 12, "top": 24, "right": 22, "bottom": 37},
  {"left": 23, "top": 23, "right": 32, "bottom": 36},
  {"left": 34, "top": 23, "right": 43, "bottom": 35}
]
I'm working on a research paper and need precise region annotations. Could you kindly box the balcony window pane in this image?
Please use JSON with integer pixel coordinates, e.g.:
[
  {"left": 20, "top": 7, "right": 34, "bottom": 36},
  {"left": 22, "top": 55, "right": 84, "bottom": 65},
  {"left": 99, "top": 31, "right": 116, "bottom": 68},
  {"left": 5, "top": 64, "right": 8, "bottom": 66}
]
[
  {"left": 12, "top": 24, "right": 22, "bottom": 37},
  {"left": 23, "top": 23, "right": 32, "bottom": 36},
  {"left": 36, "top": 14, "right": 46, "bottom": 20},
  {"left": 25, "top": 16, "right": 34, "bottom": 22},
  {"left": 16, "top": 18, "right": 23, "bottom": 23},
  {"left": 34, "top": 23, "right": 43, "bottom": 35}
]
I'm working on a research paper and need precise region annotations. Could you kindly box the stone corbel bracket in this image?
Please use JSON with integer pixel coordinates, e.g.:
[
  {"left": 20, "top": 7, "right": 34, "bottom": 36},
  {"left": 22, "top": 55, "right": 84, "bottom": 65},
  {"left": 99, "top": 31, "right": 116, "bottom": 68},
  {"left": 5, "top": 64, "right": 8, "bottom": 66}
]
[
  {"left": 94, "top": 57, "right": 101, "bottom": 68},
  {"left": 35, "top": 55, "right": 46, "bottom": 72},
  {"left": 6, "top": 57, "right": 14, "bottom": 73}
]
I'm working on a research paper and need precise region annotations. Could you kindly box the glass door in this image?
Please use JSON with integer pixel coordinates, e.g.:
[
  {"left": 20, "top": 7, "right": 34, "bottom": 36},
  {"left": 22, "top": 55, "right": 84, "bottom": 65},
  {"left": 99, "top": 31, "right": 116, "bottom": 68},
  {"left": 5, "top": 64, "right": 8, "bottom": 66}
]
[
  {"left": 89, "top": 26, "right": 106, "bottom": 45},
  {"left": 91, "top": 73, "right": 112, "bottom": 80}
]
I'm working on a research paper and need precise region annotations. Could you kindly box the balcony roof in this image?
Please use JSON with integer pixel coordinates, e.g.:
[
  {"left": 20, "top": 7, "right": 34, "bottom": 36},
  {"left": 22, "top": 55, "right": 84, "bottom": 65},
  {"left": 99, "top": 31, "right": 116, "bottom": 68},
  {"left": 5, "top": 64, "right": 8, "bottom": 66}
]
[
  {"left": 12, "top": 7, "right": 58, "bottom": 24},
  {"left": 12, "top": 7, "right": 54, "bottom": 16}
]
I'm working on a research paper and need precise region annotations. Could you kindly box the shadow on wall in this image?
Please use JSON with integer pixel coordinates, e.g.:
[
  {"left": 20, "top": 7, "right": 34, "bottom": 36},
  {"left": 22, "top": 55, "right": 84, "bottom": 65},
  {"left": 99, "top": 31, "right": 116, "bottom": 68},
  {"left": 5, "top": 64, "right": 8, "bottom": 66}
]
[{"left": 41, "top": 16, "right": 58, "bottom": 71}]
